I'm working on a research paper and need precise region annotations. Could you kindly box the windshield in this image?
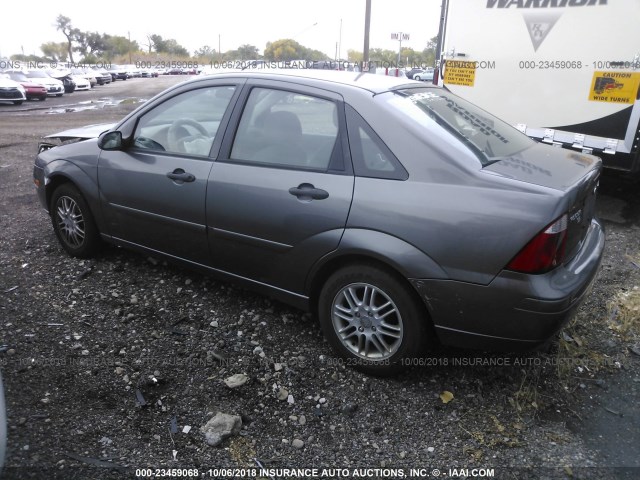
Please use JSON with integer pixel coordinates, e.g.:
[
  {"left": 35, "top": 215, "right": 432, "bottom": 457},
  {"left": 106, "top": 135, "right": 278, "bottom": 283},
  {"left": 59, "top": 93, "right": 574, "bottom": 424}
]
[
  {"left": 8, "top": 73, "right": 28, "bottom": 82},
  {"left": 389, "top": 88, "right": 533, "bottom": 165},
  {"left": 27, "top": 71, "right": 49, "bottom": 79}
]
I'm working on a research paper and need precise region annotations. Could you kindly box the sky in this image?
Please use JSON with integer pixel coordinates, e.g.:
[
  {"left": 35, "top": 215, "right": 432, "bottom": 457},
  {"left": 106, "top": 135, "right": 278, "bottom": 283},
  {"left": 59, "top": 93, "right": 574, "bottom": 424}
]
[{"left": 0, "top": 0, "right": 441, "bottom": 61}]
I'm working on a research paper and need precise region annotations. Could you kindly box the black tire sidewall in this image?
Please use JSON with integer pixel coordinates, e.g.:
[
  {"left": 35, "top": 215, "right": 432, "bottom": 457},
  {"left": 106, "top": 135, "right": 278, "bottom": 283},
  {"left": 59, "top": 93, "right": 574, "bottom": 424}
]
[
  {"left": 50, "top": 184, "right": 100, "bottom": 258},
  {"left": 318, "top": 264, "right": 427, "bottom": 375}
]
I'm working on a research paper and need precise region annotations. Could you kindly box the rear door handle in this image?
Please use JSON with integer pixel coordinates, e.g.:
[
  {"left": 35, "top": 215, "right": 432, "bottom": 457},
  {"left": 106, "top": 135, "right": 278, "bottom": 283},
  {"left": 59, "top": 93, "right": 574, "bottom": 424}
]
[
  {"left": 289, "top": 183, "right": 329, "bottom": 201},
  {"left": 167, "top": 169, "right": 195, "bottom": 183}
]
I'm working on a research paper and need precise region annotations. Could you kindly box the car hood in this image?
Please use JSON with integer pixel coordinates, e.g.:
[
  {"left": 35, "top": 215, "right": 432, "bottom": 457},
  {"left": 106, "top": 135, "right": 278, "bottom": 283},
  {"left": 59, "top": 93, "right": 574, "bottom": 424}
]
[
  {"left": 0, "top": 78, "right": 22, "bottom": 88},
  {"left": 483, "top": 142, "right": 601, "bottom": 192},
  {"left": 20, "top": 81, "right": 46, "bottom": 89},
  {"left": 28, "top": 77, "right": 63, "bottom": 87},
  {"left": 44, "top": 123, "right": 115, "bottom": 142}
]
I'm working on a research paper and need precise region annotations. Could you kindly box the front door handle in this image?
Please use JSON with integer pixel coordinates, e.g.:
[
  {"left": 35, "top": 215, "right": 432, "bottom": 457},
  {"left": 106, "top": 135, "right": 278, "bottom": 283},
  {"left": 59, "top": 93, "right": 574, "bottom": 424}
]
[
  {"left": 288, "top": 183, "right": 329, "bottom": 201},
  {"left": 167, "top": 169, "right": 195, "bottom": 183}
]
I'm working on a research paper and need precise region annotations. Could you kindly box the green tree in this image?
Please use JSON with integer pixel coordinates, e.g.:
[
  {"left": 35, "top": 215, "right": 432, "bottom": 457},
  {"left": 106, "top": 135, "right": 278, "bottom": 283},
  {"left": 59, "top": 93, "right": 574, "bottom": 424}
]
[
  {"left": 194, "top": 45, "right": 216, "bottom": 59},
  {"left": 347, "top": 49, "right": 363, "bottom": 63},
  {"left": 55, "top": 15, "right": 78, "bottom": 63},
  {"left": 368, "top": 48, "right": 396, "bottom": 65},
  {"left": 420, "top": 35, "right": 438, "bottom": 67},
  {"left": 264, "top": 39, "right": 303, "bottom": 61},
  {"left": 40, "top": 41, "right": 69, "bottom": 62},
  {"left": 105, "top": 35, "right": 139, "bottom": 59},
  {"left": 149, "top": 35, "right": 188, "bottom": 56},
  {"left": 236, "top": 44, "right": 259, "bottom": 60}
]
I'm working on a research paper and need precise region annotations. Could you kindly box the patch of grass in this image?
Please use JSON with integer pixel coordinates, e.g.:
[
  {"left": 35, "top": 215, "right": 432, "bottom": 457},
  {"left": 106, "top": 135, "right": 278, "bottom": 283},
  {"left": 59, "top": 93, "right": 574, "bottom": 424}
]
[
  {"left": 509, "top": 368, "right": 542, "bottom": 412},
  {"left": 608, "top": 285, "right": 640, "bottom": 340}
]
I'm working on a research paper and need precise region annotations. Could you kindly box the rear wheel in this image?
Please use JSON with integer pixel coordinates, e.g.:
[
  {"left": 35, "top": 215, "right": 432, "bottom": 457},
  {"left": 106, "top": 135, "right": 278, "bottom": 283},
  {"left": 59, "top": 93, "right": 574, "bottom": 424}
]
[
  {"left": 318, "top": 264, "right": 429, "bottom": 376},
  {"left": 12, "top": 101, "right": 23, "bottom": 105},
  {"left": 50, "top": 184, "right": 101, "bottom": 258}
]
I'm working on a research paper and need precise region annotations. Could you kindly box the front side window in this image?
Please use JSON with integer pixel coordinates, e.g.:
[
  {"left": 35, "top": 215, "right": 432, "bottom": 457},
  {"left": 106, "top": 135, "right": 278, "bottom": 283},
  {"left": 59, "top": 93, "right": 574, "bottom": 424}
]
[
  {"left": 388, "top": 88, "right": 534, "bottom": 165},
  {"left": 133, "top": 86, "right": 236, "bottom": 156},
  {"left": 230, "top": 87, "right": 339, "bottom": 170}
]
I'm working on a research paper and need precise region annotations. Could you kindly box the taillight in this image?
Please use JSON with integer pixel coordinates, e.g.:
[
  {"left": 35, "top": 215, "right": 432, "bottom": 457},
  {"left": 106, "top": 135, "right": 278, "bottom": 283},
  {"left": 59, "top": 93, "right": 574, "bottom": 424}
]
[{"left": 507, "top": 214, "right": 568, "bottom": 274}]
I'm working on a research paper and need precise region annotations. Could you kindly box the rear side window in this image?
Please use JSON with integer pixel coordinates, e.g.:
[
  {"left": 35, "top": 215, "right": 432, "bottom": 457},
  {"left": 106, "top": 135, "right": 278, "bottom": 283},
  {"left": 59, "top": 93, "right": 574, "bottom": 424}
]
[
  {"left": 345, "top": 105, "right": 408, "bottom": 180},
  {"left": 230, "top": 87, "right": 339, "bottom": 171}
]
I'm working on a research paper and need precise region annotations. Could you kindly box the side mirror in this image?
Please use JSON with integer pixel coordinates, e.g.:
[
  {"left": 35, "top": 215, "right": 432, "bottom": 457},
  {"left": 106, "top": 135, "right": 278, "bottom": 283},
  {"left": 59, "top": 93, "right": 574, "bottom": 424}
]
[{"left": 98, "top": 131, "right": 123, "bottom": 150}]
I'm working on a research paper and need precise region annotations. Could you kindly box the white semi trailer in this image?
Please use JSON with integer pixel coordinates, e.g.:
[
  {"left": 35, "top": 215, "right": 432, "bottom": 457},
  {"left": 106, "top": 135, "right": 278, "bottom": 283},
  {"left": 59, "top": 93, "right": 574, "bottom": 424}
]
[{"left": 436, "top": 0, "right": 640, "bottom": 174}]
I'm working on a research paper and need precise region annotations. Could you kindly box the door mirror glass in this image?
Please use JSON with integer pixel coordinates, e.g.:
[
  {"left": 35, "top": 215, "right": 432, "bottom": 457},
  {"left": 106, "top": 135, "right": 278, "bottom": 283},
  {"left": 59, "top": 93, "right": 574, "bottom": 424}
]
[{"left": 98, "top": 131, "right": 123, "bottom": 150}]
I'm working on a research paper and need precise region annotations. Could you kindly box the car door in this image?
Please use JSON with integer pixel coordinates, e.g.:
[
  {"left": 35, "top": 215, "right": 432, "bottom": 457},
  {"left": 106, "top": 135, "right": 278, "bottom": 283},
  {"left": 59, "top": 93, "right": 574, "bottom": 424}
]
[
  {"left": 207, "top": 82, "right": 354, "bottom": 294},
  {"left": 98, "top": 83, "right": 239, "bottom": 264}
]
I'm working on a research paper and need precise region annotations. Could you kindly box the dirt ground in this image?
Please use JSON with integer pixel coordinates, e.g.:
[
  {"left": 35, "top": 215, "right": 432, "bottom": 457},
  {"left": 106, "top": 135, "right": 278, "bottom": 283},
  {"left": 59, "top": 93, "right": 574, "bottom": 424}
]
[{"left": 0, "top": 76, "right": 639, "bottom": 480}]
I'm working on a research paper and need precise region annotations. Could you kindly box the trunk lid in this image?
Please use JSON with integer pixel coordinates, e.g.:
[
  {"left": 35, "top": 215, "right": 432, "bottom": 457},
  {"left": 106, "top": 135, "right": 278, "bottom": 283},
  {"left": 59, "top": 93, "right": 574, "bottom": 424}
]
[{"left": 485, "top": 143, "right": 601, "bottom": 263}]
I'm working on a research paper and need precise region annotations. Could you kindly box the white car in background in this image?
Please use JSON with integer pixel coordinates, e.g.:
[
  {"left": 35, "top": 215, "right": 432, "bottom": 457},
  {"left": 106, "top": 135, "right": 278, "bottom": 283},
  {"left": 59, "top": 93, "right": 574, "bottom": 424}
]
[
  {"left": 0, "top": 73, "right": 26, "bottom": 105},
  {"left": 70, "top": 73, "right": 91, "bottom": 91},
  {"left": 71, "top": 67, "right": 97, "bottom": 87}
]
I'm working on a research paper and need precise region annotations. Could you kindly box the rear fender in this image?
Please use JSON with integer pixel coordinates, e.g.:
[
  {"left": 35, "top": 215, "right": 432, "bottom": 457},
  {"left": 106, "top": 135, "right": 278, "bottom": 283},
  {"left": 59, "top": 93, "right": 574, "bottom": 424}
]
[{"left": 306, "top": 228, "right": 448, "bottom": 294}]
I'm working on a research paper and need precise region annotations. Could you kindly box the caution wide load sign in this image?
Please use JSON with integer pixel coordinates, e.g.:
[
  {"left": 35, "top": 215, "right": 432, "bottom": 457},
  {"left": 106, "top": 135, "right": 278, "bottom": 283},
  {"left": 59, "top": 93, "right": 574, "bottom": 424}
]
[
  {"left": 444, "top": 60, "right": 476, "bottom": 87},
  {"left": 589, "top": 71, "right": 640, "bottom": 104}
]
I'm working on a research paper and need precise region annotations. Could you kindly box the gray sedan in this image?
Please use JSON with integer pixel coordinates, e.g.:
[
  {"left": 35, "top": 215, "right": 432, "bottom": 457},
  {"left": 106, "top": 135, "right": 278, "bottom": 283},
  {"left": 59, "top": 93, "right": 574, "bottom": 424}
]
[{"left": 33, "top": 71, "right": 604, "bottom": 375}]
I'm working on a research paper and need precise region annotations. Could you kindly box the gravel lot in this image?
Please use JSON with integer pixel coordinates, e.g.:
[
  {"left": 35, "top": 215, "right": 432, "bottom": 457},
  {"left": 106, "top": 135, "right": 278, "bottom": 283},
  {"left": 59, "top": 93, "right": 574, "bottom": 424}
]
[{"left": 0, "top": 76, "right": 639, "bottom": 480}]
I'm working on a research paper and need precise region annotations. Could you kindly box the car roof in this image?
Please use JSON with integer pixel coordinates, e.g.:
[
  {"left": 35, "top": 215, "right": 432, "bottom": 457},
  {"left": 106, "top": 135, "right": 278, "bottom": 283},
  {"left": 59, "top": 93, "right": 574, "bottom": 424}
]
[{"left": 193, "top": 69, "right": 422, "bottom": 94}]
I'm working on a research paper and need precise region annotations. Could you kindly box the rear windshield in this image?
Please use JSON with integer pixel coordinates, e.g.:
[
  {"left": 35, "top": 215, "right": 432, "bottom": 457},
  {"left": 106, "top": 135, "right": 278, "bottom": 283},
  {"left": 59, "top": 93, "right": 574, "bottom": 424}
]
[{"left": 388, "top": 88, "right": 533, "bottom": 165}]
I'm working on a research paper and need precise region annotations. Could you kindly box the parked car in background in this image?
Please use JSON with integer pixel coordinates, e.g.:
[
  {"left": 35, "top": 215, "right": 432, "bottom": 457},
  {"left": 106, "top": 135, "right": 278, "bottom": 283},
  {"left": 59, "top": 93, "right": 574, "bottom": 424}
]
[
  {"left": 23, "top": 70, "right": 64, "bottom": 96},
  {"left": 405, "top": 67, "right": 424, "bottom": 79},
  {"left": 71, "top": 67, "right": 96, "bottom": 87},
  {"left": 33, "top": 70, "right": 605, "bottom": 375},
  {"left": 413, "top": 69, "right": 434, "bottom": 82},
  {"left": 122, "top": 65, "right": 141, "bottom": 78},
  {"left": 374, "top": 67, "right": 407, "bottom": 78},
  {"left": 0, "top": 74, "right": 26, "bottom": 104},
  {"left": 4, "top": 71, "right": 47, "bottom": 101},
  {"left": 141, "top": 68, "right": 159, "bottom": 78},
  {"left": 90, "top": 67, "right": 112, "bottom": 85},
  {"left": 46, "top": 70, "right": 76, "bottom": 93},
  {"left": 107, "top": 65, "right": 128, "bottom": 81}
]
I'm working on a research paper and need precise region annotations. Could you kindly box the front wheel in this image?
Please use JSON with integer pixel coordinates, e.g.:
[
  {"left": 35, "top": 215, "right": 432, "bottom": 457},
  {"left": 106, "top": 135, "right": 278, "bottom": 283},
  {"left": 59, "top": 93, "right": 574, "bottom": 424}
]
[
  {"left": 318, "top": 264, "right": 429, "bottom": 376},
  {"left": 50, "top": 184, "right": 101, "bottom": 258},
  {"left": 13, "top": 100, "right": 23, "bottom": 105}
]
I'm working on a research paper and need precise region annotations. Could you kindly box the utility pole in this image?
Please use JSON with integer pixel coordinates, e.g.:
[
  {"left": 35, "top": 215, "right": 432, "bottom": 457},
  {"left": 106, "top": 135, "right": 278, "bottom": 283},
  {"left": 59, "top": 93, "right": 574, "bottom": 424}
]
[
  {"left": 363, "top": 0, "right": 371, "bottom": 71},
  {"left": 434, "top": 0, "right": 449, "bottom": 84},
  {"left": 338, "top": 18, "right": 342, "bottom": 62}
]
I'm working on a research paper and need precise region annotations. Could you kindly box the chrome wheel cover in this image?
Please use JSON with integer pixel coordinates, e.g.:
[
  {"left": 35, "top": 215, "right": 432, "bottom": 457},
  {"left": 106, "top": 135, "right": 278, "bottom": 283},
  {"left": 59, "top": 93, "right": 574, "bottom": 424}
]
[
  {"left": 331, "top": 283, "right": 403, "bottom": 360},
  {"left": 55, "top": 196, "right": 85, "bottom": 248}
]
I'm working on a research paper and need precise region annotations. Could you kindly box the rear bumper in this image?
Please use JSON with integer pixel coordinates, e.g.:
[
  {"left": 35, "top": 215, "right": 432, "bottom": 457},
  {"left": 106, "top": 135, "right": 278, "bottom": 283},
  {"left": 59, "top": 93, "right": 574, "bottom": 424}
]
[{"left": 410, "top": 218, "right": 605, "bottom": 351}]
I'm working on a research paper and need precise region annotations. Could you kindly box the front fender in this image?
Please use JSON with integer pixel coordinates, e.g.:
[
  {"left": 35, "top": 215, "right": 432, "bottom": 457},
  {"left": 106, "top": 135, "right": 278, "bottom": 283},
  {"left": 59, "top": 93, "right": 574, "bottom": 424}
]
[{"left": 43, "top": 159, "right": 108, "bottom": 236}]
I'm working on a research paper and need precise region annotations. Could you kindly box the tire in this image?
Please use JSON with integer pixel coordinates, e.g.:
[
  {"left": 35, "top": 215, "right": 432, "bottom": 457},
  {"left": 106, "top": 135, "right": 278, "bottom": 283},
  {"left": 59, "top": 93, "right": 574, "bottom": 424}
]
[
  {"left": 13, "top": 101, "right": 23, "bottom": 105},
  {"left": 318, "top": 264, "right": 429, "bottom": 376},
  {"left": 414, "top": 75, "right": 421, "bottom": 81},
  {"left": 56, "top": 94, "right": 63, "bottom": 97},
  {"left": 50, "top": 184, "right": 101, "bottom": 258}
]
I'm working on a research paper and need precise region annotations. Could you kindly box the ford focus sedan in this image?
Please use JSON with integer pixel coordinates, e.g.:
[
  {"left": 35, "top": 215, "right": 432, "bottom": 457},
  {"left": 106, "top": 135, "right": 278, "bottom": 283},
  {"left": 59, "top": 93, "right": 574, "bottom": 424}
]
[{"left": 33, "top": 71, "right": 604, "bottom": 375}]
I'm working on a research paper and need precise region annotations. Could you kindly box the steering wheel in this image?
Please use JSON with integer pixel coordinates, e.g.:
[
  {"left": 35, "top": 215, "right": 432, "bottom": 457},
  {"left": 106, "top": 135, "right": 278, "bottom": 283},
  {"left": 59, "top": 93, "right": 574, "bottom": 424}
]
[{"left": 167, "top": 118, "right": 209, "bottom": 153}]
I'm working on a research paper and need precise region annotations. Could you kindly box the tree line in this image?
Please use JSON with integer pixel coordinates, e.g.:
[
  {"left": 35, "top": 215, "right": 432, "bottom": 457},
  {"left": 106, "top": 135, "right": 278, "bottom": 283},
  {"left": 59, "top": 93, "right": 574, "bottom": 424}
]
[{"left": 8, "top": 15, "right": 436, "bottom": 67}]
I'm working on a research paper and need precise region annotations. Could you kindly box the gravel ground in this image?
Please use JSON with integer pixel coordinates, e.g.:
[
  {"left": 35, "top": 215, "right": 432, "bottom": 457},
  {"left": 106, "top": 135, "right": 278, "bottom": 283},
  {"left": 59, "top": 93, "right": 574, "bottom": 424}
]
[{"left": 0, "top": 77, "right": 639, "bottom": 480}]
